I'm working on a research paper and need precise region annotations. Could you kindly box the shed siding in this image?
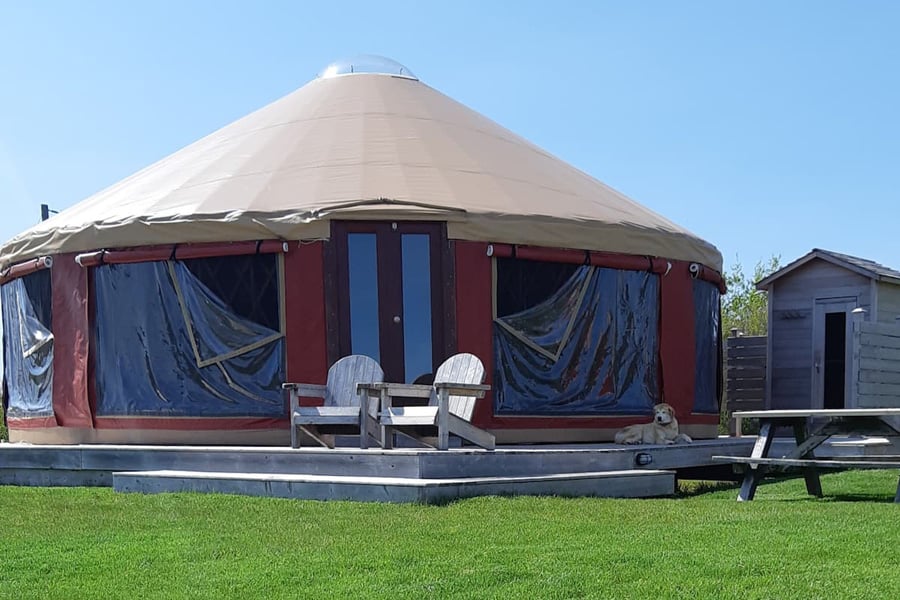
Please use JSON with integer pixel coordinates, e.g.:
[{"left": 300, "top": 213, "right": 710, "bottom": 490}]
[
  {"left": 876, "top": 282, "right": 900, "bottom": 325},
  {"left": 769, "top": 304, "right": 813, "bottom": 409},
  {"left": 853, "top": 321, "right": 900, "bottom": 408},
  {"left": 768, "top": 259, "right": 870, "bottom": 409},
  {"left": 774, "top": 259, "right": 871, "bottom": 307}
]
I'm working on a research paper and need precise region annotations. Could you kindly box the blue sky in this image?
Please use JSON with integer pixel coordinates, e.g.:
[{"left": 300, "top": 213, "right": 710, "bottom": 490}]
[{"left": 1, "top": 1, "right": 898, "bottom": 275}]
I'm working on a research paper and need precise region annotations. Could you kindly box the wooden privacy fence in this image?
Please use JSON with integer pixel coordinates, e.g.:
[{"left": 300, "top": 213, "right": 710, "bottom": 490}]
[
  {"left": 725, "top": 331, "right": 767, "bottom": 433},
  {"left": 723, "top": 322, "right": 900, "bottom": 432},
  {"left": 852, "top": 321, "right": 900, "bottom": 408}
]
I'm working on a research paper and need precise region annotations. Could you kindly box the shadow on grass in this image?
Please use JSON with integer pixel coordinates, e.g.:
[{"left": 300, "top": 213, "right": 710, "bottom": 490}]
[
  {"left": 744, "top": 470, "right": 900, "bottom": 504},
  {"left": 770, "top": 493, "right": 898, "bottom": 504},
  {"left": 823, "top": 493, "right": 898, "bottom": 503},
  {"left": 675, "top": 479, "right": 740, "bottom": 498}
]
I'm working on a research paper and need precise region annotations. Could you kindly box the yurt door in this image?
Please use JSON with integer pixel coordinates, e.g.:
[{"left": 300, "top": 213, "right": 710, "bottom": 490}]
[{"left": 332, "top": 221, "right": 449, "bottom": 384}]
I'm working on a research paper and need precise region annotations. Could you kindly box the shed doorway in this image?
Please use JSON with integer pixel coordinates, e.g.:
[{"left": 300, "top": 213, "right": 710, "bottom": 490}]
[{"left": 813, "top": 299, "right": 855, "bottom": 409}]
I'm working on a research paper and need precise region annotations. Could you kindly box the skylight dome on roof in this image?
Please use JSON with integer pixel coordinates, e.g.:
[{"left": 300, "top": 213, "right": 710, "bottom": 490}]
[{"left": 318, "top": 55, "right": 418, "bottom": 80}]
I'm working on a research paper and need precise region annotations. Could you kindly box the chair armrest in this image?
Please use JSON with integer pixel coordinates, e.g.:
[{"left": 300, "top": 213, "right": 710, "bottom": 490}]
[
  {"left": 356, "top": 383, "right": 434, "bottom": 413},
  {"left": 283, "top": 383, "right": 327, "bottom": 396},
  {"left": 433, "top": 383, "right": 490, "bottom": 424},
  {"left": 433, "top": 382, "right": 490, "bottom": 398},
  {"left": 355, "top": 382, "right": 383, "bottom": 398},
  {"left": 295, "top": 384, "right": 328, "bottom": 397},
  {"left": 283, "top": 383, "right": 328, "bottom": 414},
  {"left": 357, "top": 382, "right": 434, "bottom": 398}
]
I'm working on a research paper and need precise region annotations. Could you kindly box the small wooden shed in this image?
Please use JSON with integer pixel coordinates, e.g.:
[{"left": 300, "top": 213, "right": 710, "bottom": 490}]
[{"left": 756, "top": 249, "right": 900, "bottom": 410}]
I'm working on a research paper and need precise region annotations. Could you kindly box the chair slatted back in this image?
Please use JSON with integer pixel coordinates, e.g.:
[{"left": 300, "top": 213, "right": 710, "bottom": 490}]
[
  {"left": 325, "top": 355, "right": 384, "bottom": 407},
  {"left": 431, "top": 353, "right": 485, "bottom": 421}
]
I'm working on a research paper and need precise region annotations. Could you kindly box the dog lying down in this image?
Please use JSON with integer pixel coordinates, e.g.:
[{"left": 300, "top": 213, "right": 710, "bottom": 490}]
[{"left": 614, "top": 403, "right": 693, "bottom": 445}]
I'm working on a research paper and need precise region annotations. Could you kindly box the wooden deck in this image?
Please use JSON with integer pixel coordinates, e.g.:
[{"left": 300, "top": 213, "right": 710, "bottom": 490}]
[{"left": 0, "top": 437, "right": 888, "bottom": 503}]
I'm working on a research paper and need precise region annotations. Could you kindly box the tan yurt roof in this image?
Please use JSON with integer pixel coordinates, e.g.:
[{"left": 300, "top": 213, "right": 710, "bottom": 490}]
[{"left": 0, "top": 57, "right": 722, "bottom": 270}]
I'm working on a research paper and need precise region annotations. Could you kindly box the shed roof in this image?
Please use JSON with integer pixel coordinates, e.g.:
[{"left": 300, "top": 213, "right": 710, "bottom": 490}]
[{"left": 756, "top": 248, "right": 900, "bottom": 290}]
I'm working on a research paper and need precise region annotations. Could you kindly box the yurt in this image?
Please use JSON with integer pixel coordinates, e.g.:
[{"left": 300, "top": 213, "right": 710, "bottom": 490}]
[{"left": 0, "top": 57, "right": 724, "bottom": 445}]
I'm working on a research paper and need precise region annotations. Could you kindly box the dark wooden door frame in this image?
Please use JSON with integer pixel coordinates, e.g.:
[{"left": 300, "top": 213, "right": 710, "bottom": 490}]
[{"left": 324, "top": 220, "right": 455, "bottom": 382}]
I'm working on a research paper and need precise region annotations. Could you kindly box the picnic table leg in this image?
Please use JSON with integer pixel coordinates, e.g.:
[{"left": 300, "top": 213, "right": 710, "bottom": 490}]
[
  {"left": 738, "top": 420, "right": 775, "bottom": 501},
  {"left": 791, "top": 419, "right": 823, "bottom": 498}
]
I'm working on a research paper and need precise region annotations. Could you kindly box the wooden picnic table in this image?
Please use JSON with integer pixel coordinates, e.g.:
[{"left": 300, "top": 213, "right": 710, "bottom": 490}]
[{"left": 713, "top": 409, "right": 900, "bottom": 502}]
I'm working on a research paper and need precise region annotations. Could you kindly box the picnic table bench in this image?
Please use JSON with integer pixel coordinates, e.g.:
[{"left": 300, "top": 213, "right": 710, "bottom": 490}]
[{"left": 713, "top": 409, "right": 900, "bottom": 502}]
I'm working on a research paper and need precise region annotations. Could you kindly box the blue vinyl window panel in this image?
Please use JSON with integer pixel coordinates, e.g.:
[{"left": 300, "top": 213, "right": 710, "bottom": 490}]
[
  {"left": 493, "top": 261, "right": 660, "bottom": 416},
  {"left": 93, "top": 260, "right": 284, "bottom": 417}
]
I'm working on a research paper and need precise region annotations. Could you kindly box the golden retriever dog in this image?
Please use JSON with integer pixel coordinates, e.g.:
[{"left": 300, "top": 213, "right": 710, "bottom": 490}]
[{"left": 614, "top": 403, "right": 693, "bottom": 445}]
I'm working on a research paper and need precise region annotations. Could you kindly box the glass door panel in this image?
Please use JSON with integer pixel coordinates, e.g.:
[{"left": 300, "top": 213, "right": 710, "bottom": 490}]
[
  {"left": 401, "top": 234, "right": 433, "bottom": 383},
  {"left": 347, "top": 233, "right": 380, "bottom": 363}
]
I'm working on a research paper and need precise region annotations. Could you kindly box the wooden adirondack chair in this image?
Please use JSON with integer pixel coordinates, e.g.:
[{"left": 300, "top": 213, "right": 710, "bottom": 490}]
[
  {"left": 376, "top": 353, "right": 494, "bottom": 450},
  {"left": 283, "top": 355, "right": 384, "bottom": 449}
]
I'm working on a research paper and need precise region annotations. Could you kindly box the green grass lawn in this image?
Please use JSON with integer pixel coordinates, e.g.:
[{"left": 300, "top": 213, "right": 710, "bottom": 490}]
[{"left": 1, "top": 471, "right": 898, "bottom": 600}]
